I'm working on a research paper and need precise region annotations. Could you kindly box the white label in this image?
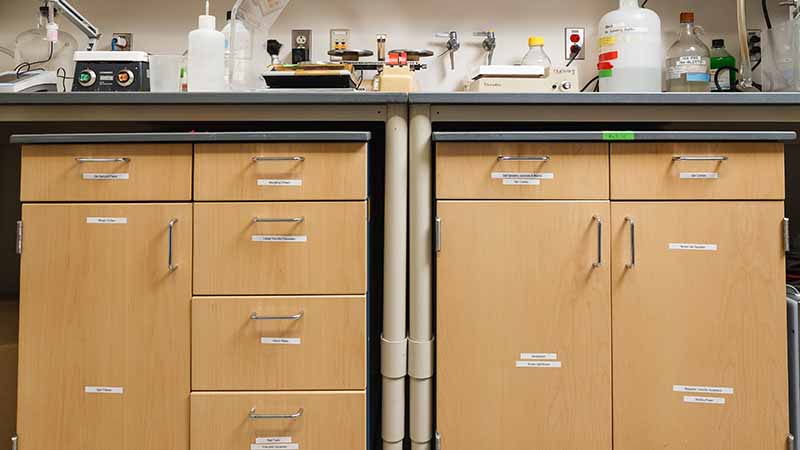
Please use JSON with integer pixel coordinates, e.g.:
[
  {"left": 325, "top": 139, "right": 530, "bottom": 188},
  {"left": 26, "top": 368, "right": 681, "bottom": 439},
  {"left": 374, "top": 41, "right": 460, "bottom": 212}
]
[
  {"left": 603, "top": 23, "right": 649, "bottom": 34},
  {"left": 255, "top": 438, "right": 293, "bottom": 445},
  {"left": 252, "top": 235, "right": 308, "bottom": 243},
  {"left": 251, "top": 445, "right": 299, "bottom": 450},
  {"left": 491, "top": 172, "right": 555, "bottom": 180},
  {"left": 680, "top": 172, "right": 720, "bottom": 179},
  {"left": 83, "top": 173, "right": 129, "bottom": 180},
  {"left": 673, "top": 385, "right": 734, "bottom": 395},
  {"left": 516, "top": 361, "right": 562, "bottom": 368},
  {"left": 684, "top": 396, "right": 726, "bottom": 405},
  {"left": 503, "top": 179, "right": 541, "bottom": 186},
  {"left": 668, "top": 243, "right": 718, "bottom": 252},
  {"left": 258, "top": 179, "right": 303, "bottom": 187},
  {"left": 85, "top": 386, "right": 124, "bottom": 394},
  {"left": 261, "top": 337, "right": 302, "bottom": 345},
  {"left": 86, "top": 217, "right": 128, "bottom": 224},
  {"left": 677, "top": 55, "right": 703, "bottom": 65},
  {"left": 520, "top": 353, "right": 558, "bottom": 360}
]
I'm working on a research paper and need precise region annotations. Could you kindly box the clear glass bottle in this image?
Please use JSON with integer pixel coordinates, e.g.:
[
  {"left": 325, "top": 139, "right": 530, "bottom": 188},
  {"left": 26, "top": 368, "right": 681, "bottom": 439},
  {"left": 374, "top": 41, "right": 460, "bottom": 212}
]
[
  {"left": 14, "top": 6, "right": 77, "bottom": 75},
  {"left": 521, "top": 36, "right": 551, "bottom": 76},
  {"left": 666, "top": 12, "right": 711, "bottom": 92}
]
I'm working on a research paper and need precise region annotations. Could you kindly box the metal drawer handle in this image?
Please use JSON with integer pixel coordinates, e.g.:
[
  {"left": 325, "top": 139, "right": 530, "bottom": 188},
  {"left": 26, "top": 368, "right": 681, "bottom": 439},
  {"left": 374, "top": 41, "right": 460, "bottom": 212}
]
[
  {"left": 672, "top": 156, "right": 729, "bottom": 162},
  {"left": 250, "top": 311, "right": 304, "bottom": 321},
  {"left": 253, "top": 217, "right": 305, "bottom": 224},
  {"left": 497, "top": 155, "right": 551, "bottom": 162},
  {"left": 593, "top": 216, "right": 603, "bottom": 268},
  {"left": 625, "top": 217, "right": 635, "bottom": 269},
  {"left": 252, "top": 156, "right": 305, "bottom": 162},
  {"left": 76, "top": 157, "right": 131, "bottom": 163},
  {"left": 168, "top": 219, "right": 179, "bottom": 272},
  {"left": 249, "top": 408, "right": 304, "bottom": 420}
]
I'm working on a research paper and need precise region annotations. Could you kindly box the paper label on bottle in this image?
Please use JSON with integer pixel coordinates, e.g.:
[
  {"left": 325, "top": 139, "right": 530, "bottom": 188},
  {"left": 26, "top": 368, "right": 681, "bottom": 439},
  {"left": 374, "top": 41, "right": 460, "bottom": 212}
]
[
  {"left": 252, "top": 235, "right": 308, "bottom": 243},
  {"left": 255, "top": 438, "right": 293, "bottom": 445},
  {"left": 709, "top": 68, "right": 732, "bottom": 90},
  {"left": 257, "top": 179, "right": 303, "bottom": 187},
  {"left": 86, "top": 217, "right": 128, "bottom": 224},
  {"left": 85, "top": 386, "right": 124, "bottom": 394},
  {"left": 667, "top": 56, "right": 710, "bottom": 81},
  {"left": 677, "top": 55, "right": 703, "bottom": 65},
  {"left": 83, "top": 173, "right": 129, "bottom": 180},
  {"left": 598, "top": 36, "right": 617, "bottom": 47},
  {"left": 261, "top": 337, "right": 302, "bottom": 345},
  {"left": 503, "top": 179, "right": 541, "bottom": 186},
  {"left": 684, "top": 396, "right": 726, "bottom": 405},
  {"left": 516, "top": 361, "right": 562, "bottom": 368},
  {"left": 680, "top": 172, "right": 720, "bottom": 179},
  {"left": 491, "top": 172, "right": 554, "bottom": 180},
  {"left": 669, "top": 243, "right": 718, "bottom": 251},
  {"left": 251, "top": 445, "right": 299, "bottom": 450},
  {"left": 520, "top": 353, "right": 558, "bottom": 360},
  {"left": 673, "top": 385, "right": 734, "bottom": 395},
  {"left": 603, "top": 24, "right": 649, "bottom": 35}
]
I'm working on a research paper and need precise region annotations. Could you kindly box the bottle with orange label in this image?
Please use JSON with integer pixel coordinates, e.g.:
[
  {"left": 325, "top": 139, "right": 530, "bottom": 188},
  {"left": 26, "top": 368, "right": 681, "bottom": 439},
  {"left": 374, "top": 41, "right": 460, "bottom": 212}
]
[{"left": 597, "top": 0, "right": 663, "bottom": 92}]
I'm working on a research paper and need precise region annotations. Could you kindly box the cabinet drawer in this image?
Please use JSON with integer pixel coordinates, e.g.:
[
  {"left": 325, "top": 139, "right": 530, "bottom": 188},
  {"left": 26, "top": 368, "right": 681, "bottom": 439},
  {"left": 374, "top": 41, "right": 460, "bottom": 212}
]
[
  {"left": 193, "top": 202, "right": 367, "bottom": 295},
  {"left": 610, "top": 142, "right": 785, "bottom": 200},
  {"left": 436, "top": 142, "right": 609, "bottom": 199},
  {"left": 191, "top": 391, "right": 365, "bottom": 450},
  {"left": 192, "top": 296, "right": 366, "bottom": 391},
  {"left": 21, "top": 144, "right": 193, "bottom": 201},
  {"left": 194, "top": 143, "right": 367, "bottom": 201}
]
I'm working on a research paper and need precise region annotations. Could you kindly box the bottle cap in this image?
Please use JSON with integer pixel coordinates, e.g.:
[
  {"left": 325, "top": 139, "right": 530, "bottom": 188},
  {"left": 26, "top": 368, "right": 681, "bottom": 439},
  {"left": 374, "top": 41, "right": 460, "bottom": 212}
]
[
  {"left": 198, "top": 14, "right": 216, "bottom": 30},
  {"left": 712, "top": 39, "right": 725, "bottom": 48},
  {"left": 528, "top": 36, "right": 545, "bottom": 46},
  {"left": 680, "top": 12, "right": 695, "bottom": 24}
]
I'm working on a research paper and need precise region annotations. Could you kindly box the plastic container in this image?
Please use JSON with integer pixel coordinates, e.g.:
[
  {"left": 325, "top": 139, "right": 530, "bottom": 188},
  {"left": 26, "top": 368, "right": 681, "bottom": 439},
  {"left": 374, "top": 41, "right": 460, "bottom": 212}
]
[
  {"left": 709, "top": 39, "right": 736, "bottom": 91},
  {"left": 149, "top": 54, "right": 184, "bottom": 92},
  {"left": 520, "top": 36, "right": 552, "bottom": 77},
  {"left": 222, "top": 10, "right": 252, "bottom": 88},
  {"left": 666, "top": 12, "right": 711, "bottom": 92},
  {"left": 188, "top": 5, "right": 225, "bottom": 92},
  {"left": 14, "top": 7, "right": 77, "bottom": 76},
  {"left": 598, "top": 0, "right": 663, "bottom": 92}
]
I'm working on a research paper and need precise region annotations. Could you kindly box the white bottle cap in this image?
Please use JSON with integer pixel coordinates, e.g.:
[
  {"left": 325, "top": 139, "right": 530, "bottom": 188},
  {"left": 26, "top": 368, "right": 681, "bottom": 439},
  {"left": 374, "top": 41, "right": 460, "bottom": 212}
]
[
  {"left": 198, "top": 15, "right": 216, "bottom": 30},
  {"left": 46, "top": 22, "right": 59, "bottom": 42}
]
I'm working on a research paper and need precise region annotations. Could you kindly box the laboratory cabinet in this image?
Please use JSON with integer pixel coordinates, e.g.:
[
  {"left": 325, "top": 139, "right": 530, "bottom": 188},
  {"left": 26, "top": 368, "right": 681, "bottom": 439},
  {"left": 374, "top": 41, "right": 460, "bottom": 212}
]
[{"left": 17, "top": 203, "right": 192, "bottom": 450}]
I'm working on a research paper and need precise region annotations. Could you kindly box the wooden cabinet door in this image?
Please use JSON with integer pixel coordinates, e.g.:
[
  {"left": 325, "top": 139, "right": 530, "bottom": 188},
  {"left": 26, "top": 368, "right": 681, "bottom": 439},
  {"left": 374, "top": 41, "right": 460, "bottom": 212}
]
[
  {"left": 612, "top": 201, "right": 789, "bottom": 450},
  {"left": 436, "top": 201, "right": 611, "bottom": 450},
  {"left": 17, "top": 203, "right": 192, "bottom": 450}
]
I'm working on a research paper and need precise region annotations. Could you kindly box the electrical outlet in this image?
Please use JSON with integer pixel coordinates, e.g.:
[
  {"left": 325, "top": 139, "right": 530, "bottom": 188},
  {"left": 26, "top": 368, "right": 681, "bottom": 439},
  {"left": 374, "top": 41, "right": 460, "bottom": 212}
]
[
  {"left": 747, "top": 29, "right": 762, "bottom": 65},
  {"left": 112, "top": 33, "right": 133, "bottom": 51},
  {"left": 292, "top": 30, "right": 312, "bottom": 50},
  {"left": 330, "top": 29, "right": 350, "bottom": 51},
  {"left": 564, "top": 28, "right": 585, "bottom": 61}
]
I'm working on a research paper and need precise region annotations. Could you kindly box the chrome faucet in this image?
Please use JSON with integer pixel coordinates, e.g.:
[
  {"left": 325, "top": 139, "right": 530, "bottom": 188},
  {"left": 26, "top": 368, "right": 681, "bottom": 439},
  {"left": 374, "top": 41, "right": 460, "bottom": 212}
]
[
  {"left": 436, "top": 31, "right": 460, "bottom": 70},
  {"left": 474, "top": 31, "right": 497, "bottom": 65}
]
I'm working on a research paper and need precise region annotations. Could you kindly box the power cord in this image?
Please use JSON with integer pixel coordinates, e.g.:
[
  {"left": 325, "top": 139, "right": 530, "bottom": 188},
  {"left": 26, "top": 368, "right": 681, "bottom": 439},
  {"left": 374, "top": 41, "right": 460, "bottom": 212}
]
[
  {"left": 56, "top": 67, "right": 72, "bottom": 92},
  {"left": 15, "top": 42, "right": 54, "bottom": 78}
]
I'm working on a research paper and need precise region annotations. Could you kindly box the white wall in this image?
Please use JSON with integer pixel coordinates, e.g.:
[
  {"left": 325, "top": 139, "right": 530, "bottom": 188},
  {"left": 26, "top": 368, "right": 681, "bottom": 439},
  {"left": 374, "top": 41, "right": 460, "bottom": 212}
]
[{"left": 0, "top": 0, "right": 782, "bottom": 91}]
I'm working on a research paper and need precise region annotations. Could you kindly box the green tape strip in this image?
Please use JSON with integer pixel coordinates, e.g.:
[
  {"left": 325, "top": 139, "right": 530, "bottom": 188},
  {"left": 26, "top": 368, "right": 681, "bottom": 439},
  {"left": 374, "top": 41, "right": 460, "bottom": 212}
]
[
  {"left": 603, "top": 131, "right": 636, "bottom": 141},
  {"left": 598, "top": 69, "right": 613, "bottom": 79}
]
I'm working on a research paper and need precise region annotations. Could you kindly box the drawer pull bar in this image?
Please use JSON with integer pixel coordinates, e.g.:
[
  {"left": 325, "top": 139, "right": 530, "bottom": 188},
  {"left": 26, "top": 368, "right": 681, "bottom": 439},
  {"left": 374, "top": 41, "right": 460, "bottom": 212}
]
[
  {"left": 625, "top": 217, "right": 636, "bottom": 269},
  {"left": 593, "top": 216, "right": 603, "bottom": 268},
  {"left": 249, "top": 408, "right": 304, "bottom": 420},
  {"left": 497, "top": 155, "right": 551, "bottom": 162},
  {"left": 168, "top": 219, "right": 179, "bottom": 272},
  {"left": 672, "top": 156, "right": 729, "bottom": 161},
  {"left": 252, "top": 156, "right": 305, "bottom": 162},
  {"left": 250, "top": 311, "right": 304, "bottom": 321},
  {"left": 75, "top": 157, "right": 131, "bottom": 163},
  {"left": 253, "top": 217, "right": 305, "bottom": 224}
]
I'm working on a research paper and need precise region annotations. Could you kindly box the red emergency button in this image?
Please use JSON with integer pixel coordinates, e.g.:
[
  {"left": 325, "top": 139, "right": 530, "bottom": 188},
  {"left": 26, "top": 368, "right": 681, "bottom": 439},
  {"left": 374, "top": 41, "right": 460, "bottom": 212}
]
[{"left": 570, "top": 34, "right": 581, "bottom": 43}]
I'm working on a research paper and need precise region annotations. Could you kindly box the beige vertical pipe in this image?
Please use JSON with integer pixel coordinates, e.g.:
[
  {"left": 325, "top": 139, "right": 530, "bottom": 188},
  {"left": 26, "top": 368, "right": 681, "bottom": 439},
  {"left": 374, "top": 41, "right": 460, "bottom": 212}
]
[
  {"left": 382, "top": 103, "right": 408, "bottom": 450},
  {"left": 409, "top": 104, "right": 434, "bottom": 450}
]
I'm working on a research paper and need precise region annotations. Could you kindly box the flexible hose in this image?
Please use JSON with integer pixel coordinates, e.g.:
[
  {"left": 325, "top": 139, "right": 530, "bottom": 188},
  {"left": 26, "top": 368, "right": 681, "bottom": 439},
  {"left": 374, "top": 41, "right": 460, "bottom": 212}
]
[{"left": 737, "top": 0, "right": 755, "bottom": 89}]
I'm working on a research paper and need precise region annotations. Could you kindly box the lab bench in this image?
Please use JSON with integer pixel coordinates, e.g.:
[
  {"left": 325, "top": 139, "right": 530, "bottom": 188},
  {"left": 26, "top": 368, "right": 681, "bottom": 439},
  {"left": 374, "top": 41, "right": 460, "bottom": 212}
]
[{"left": 1, "top": 92, "right": 800, "bottom": 450}]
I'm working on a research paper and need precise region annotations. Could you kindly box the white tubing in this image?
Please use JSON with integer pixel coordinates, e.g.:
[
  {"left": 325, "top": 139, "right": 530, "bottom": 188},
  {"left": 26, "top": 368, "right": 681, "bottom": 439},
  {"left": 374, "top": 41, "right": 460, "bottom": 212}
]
[
  {"left": 409, "top": 104, "right": 434, "bottom": 450},
  {"left": 737, "top": 0, "right": 754, "bottom": 88},
  {"left": 382, "top": 104, "right": 408, "bottom": 450}
]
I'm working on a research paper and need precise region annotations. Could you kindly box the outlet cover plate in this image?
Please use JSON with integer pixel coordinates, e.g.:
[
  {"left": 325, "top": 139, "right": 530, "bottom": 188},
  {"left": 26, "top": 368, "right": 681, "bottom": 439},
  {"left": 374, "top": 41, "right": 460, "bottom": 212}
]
[
  {"left": 292, "top": 29, "right": 312, "bottom": 55},
  {"left": 330, "top": 29, "right": 351, "bottom": 51},
  {"left": 565, "top": 27, "right": 586, "bottom": 60}
]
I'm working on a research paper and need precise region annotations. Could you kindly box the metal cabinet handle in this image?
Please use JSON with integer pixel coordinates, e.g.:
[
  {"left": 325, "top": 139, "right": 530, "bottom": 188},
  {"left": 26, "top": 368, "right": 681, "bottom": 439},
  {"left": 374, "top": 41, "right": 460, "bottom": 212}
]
[
  {"left": 593, "top": 216, "right": 603, "bottom": 268},
  {"left": 250, "top": 311, "right": 304, "bottom": 321},
  {"left": 11, "top": 434, "right": 18, "bottom": 450},
  {"left": 672, "top": 156, "right": 729, "bottom": 161},
  {"left": 497, "top": 155, "right": 551, "bottom": 162},
  {"left": 785, "top": 218, "right": 791, "bottom": 253},
  {"left": 252, "top": 156, "right": 305, "bottom": 162},
  {"left": 168, "top": 219, "right": 178, "bottom": 272},
  {"left": 249, "top": 408, "right": 304, "bottom": 420},
  {"left": 625, "top": 217, "right": 636, "bottom": 269},
  {"left": 253, "top": 217, "right": 305, "bottom": 224},
  {"left": 75, "top": 157, "right": 131, "bottom": 163}
]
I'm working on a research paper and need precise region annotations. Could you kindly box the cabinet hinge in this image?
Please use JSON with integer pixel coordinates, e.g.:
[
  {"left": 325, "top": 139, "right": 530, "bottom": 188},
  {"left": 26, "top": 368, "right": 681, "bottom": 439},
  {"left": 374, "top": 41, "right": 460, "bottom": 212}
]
[
  {"left": 785, "top": 218, "right": 791, "bottom": 253},
  {"left": 787, "top": 432, "right": 795, "bottom": 450},
  {"left": 435, "top": 217, "right": 442, "bottom": 253},
  {"left": 11, "top": 433, "right": 18, "bottom": 450},
  {"left": 16, "top": 220, "right": 22, "bottom": 255},
  {"left": 435, "top": 432, "right": 442, "bottom": 450}
]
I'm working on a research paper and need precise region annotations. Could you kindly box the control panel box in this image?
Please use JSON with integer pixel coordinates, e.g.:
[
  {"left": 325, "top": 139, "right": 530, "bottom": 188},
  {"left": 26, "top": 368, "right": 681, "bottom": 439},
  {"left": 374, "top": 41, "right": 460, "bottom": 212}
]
[{"left": 72, "top": 51, "right": 150, "bottom": 92}]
